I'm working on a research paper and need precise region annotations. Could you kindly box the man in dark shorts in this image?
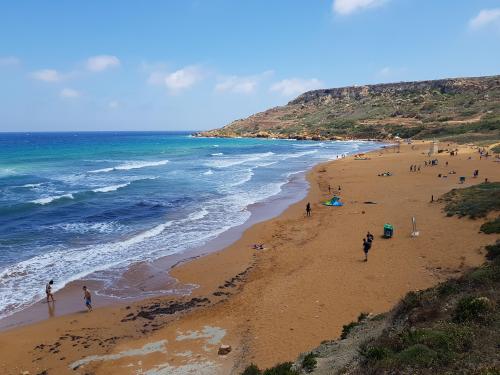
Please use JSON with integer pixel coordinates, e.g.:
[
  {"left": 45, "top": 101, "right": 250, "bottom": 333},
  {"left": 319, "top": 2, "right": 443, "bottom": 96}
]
[
  {"left": 363, "top": 238, "right": 371, "bottom": 262},
  {"left": 45, "top": 280, "right": 55, "bottom": 303},
  {"left": 82, "top": 286, "right": 92, "bottom": 312}
]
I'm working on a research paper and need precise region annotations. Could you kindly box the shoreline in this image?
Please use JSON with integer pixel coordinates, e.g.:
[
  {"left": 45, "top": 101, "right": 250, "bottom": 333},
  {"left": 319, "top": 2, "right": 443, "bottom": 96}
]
[
  {"left": 0, "top": 161, "right": 312, "bottom": 331},
  {"left": 3, "top": 137, "right": 369, "bottom": 330},
  {"left": 0, "top": 141, "right": 497, "bottom": 375}
]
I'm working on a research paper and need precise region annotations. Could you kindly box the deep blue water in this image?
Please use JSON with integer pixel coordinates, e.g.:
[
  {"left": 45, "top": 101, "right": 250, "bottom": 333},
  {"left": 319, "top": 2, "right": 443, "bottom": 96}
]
[{"left": 0, "top": 131, "right": 382, "bottom": 318}]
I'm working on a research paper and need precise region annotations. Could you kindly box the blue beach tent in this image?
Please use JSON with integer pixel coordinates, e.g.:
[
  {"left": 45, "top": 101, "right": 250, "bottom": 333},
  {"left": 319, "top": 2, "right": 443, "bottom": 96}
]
[{"left": 323, "top": 196, "right": 344, "bottom": 206}]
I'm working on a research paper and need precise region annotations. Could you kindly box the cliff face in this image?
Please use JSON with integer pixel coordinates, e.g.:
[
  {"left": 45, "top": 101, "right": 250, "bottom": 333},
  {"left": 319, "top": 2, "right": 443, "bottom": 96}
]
[
  {"left": 289, "top": 77, "right": 493, "bottom": 105},
  {"left": 198, "top": 75, "right": 500, "bottom": 142}
]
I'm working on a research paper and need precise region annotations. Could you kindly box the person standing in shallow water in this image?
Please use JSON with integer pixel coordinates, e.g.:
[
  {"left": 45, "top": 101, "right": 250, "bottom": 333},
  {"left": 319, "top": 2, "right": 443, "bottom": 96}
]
[
  {"left": 306, "top": 202, "right": 311, "bottom": 217},
  {"left": 45, "top": 280, "right": 55, "bottom": 303},
  {"left": 83, "top": 286, "right": 92, "bottom": 312}
]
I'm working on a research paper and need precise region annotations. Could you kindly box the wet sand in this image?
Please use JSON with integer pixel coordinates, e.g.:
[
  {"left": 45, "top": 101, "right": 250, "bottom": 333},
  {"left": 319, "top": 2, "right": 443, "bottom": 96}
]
[{"left": 0, "top": 141, "right": 498, "bottom": 375}]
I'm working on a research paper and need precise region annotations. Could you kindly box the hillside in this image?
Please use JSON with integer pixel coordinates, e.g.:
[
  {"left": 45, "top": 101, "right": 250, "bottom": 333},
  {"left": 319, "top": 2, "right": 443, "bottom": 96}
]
[{"left": 198, "top": 75, "right": 500, "bottom": 143}]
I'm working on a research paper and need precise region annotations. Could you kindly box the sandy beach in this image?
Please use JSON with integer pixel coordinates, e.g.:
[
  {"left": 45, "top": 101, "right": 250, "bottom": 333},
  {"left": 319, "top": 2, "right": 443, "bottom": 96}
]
[{"left": 0, "top": 141, "right": 498, "bottom": 375}]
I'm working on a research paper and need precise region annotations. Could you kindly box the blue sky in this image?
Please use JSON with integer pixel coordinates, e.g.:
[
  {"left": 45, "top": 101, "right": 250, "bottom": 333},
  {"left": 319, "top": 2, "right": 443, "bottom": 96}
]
[{"left": 0, "top": 0, "right": 499, "bottom": 132}]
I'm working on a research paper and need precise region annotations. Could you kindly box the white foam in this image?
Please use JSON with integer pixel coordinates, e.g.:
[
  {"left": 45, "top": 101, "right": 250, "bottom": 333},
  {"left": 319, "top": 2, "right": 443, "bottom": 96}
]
[
  {"left": 19, "top": 183, "right": 43, "bottom": 188},
  {"left": 46, "top": 222, "right": 124, "bottom": 234},
  {"left": 210, "top": 152, "right": 223, "bottom": 156},
  {"left": 280, "top": 150, "right": 318, "bottom": 159},
  {"left": 206, "top": 152, "right": 274, "bottom": 169},
  {"left": 89, "top": 160, "right": 169, "bottom": 173},
  {"left": 293, "top": 142, "right": 325, "bottom": 148},
  {"left": 203, "top": 169, "right": 214, "bottom": 176},
  {"left": 30, "top": 193, "right": 74, "bottom": 205},
  {"left": 0, "top": 168, "right": 16, "bottom": 177},
  {"left": 228, "top": 169, "right": 254, "bottom": 187},
  {"left": 92, "top": 183, "right": 130, "bottom": 193}
]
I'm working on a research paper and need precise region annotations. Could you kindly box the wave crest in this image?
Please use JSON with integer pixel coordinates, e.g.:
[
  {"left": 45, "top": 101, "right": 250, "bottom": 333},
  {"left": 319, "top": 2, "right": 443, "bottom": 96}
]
[{"left": 89, "top": 160, "right": 169, "bottom": 173}]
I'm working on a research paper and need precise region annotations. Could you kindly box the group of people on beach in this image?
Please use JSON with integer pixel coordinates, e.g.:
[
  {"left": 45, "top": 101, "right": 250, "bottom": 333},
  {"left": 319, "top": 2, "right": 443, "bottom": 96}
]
[
  {"left": 424, "top": 159, "right": 439, "bottom": 167},
  {"left": 409, "top": 164, "right": 421, "bottom": 172},
  {"left": 362, "top": 232, "right": 374, "bottom": 262},
  {"left": 478, "top": 148, "right": 490, "bottom": 159},
  {"left": 45, "top": 280, "right": 93, "bottom": 312}
]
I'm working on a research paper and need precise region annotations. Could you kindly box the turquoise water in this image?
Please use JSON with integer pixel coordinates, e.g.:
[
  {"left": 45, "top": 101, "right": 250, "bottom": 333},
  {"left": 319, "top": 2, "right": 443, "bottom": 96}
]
[{"left": 0, "top": 131, "right": 382, "bottom": 318}]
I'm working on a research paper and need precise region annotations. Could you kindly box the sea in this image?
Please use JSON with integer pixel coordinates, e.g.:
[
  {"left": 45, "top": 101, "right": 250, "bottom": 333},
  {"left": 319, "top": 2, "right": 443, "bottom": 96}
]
[{"left": 0, "top": 131, "right": 383, "bottom": 319}]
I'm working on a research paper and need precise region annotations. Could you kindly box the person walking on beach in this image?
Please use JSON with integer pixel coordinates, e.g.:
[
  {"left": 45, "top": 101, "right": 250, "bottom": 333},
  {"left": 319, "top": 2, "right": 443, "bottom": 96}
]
[
  {"left": 366, "top": 231, "right": 374, "bottom": 243},
  {"left": 82, "top": 286, "right": 92, "bottom": 312},
  {"left": 45, "top": 280, "right": 55, "bottom": 303},
  {"left": 328, "top": 184, "right": 331, "bottom": 193},
  {"left": 306, "top": 202, "right": 311, "bottom": 217},
  {"left": 363, "top": 238, "right": 371, "bottom": 262}
]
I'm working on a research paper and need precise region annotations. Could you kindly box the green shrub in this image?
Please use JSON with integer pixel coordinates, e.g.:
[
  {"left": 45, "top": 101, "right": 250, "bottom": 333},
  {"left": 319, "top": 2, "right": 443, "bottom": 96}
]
[
  {"left": 262, "top": 362, "right": 299, "bottom": 375},
  {"left": 476, "top": 367, "right": 500, "bottom": 375},
  {"left": 301, "top": 352, "right": 317, "bottom": 373},
  {"left": 453, "top": 296, "right": 492, "bottom": 323},
  {"left": 362, "top": 345, "right": 392, "bottom": 361},
  {"left": 480, "top": 217, "right": 500, "bottom": 234},
  {"left": 485, "top": 241, "right": 500, "bottom": 260},
  {"left": 468, "top": 265, "right": 499, "bottom": 284},
  {"left": 341, "top": 321, "right": 359, "bottom": 339},
  {"left": 438, "top": 281, "right": 459, "bottom": 296},
  {"left": 395, "top": 344, "right": 438, "bottom": 366},
  {"left": 242, "top": 364, "right": 261, "bottom": 375},
  {"left": 402, "top": 325, "right": 472, "bottom": 354}
]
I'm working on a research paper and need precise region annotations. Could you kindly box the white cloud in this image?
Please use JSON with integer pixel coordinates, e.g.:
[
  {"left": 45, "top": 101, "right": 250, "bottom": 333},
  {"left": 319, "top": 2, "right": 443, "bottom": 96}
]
[
  {"left": 270, "top": 78, "right": 324, "bottom": 96},
  {"left": 215, "top": 76, "right": 257, "bottom": 94},
  {"left": 333, "top": 0, "right": 386, "bottom": 15},
  {"left": 215, "top": 71, "right": 273, "bottom": 94},
  {"left": 60, "top": 88, "right": 80, "bottom": 98},
  {"left": 164, "top": 66, "right": 203, "bottom": 92},
  {"left": 0, "top": 56, "right": 20, "bottom": 67},
  {"left": 148, "top": 65, "right": 204, "bottom": 92},
  {"left": 86, "top": 55, "right": 120, "bottom": 72},
  {"left": 108, "top": 100, "right": 119, "bottom": 109},
  {"left": 31, "top": 69, "right": 63, "bottom": 82},
  {"left": 469, "top": 8, "right": 500, "bottom": 30}
]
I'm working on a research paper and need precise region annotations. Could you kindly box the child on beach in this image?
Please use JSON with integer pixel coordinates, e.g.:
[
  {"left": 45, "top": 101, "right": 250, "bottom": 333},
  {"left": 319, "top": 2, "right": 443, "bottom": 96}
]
[
  {"left": 82, "top": 286, "right": 92, "bottom": 312},
  {"left": 45, "top": 280, "right": 55, "bottom": 303}
]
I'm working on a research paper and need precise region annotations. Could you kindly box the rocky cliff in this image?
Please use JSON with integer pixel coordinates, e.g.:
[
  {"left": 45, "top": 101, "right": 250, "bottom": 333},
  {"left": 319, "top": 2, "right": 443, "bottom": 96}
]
[{"left": 197, "top": 75, "right": 500, "bottom": 142}]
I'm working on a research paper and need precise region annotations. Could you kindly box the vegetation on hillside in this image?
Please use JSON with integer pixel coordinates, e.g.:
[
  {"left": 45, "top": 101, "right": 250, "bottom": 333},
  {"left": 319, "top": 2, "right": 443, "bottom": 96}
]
[
  {"left": 199, "top": 75, "right": 500, "bottom": 142},
  {"left": 441, "top": 182, "right": 500, "bottom": 218}
]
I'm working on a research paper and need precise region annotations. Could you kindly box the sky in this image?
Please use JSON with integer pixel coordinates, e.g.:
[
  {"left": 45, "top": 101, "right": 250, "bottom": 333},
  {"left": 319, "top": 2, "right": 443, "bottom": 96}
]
[{"left": 0, "top": 0, "right": 499, "bottom": 132}]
